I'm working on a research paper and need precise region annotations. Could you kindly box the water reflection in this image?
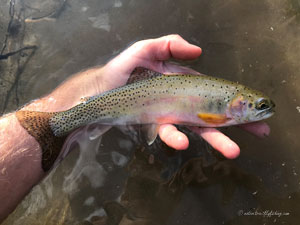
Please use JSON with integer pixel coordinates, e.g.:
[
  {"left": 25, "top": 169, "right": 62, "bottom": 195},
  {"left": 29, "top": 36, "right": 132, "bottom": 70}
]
[{"left": 1, "top": 0, "right": 300, "bottom": 224}]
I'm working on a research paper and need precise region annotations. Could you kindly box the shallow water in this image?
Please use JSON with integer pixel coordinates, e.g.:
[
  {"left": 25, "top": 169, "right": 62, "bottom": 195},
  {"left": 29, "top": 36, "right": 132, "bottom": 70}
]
[{"left": 1, "top": 0, "right": 300, "bottom": 224}]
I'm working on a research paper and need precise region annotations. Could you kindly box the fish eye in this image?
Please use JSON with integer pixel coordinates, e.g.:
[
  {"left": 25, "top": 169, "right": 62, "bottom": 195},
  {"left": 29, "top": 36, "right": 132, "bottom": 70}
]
[{"left": 255, "top": 99, "right": 269, "bottom": 110}]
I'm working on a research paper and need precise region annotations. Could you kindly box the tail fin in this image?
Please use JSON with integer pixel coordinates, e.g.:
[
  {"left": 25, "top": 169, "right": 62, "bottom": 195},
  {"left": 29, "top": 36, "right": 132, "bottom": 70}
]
[{"left": 15, "top": 110, "right": 66, "bottom": 172}]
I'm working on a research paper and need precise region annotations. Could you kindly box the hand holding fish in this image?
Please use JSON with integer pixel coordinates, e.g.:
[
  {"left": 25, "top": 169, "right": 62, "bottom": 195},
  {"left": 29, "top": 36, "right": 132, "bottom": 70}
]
[{"left": 98, "top": 35, "right": 272, "bottom": 158}]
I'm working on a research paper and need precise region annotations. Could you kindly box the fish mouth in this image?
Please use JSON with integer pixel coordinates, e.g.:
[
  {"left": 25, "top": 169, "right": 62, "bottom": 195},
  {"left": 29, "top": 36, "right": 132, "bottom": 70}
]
[{"left": 256, "top": 107, "right": 275, "bottom": 119}]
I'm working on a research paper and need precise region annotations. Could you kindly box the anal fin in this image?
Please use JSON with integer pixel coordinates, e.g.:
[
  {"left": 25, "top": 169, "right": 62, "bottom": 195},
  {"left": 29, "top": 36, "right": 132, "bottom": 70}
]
[{"left": 141, "top": 124, "right": 159, "bottom": 145}]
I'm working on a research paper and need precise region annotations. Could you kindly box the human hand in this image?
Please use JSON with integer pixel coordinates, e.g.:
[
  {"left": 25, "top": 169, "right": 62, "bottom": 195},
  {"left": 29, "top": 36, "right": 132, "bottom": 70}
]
[{"left": 101, "top": 35, "right": 271, "bottom": 159}]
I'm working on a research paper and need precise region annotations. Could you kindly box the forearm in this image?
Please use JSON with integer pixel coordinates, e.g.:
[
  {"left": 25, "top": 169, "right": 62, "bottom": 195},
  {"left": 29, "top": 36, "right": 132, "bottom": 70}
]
[
  {"left": 0, "top": 113, "right": 43, "bottom": 222},
  {"left": 0, "top": 65, "right": 107, "bottom": 222}
]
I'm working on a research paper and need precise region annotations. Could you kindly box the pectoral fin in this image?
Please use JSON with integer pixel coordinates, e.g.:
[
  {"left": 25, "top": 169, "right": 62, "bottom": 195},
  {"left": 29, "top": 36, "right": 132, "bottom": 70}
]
[
  {"left": 197, "top": 113, "right": 229, "bottom": 125},
  {"left": 141, "top": 124, "right": 159, "bottom": 145}
]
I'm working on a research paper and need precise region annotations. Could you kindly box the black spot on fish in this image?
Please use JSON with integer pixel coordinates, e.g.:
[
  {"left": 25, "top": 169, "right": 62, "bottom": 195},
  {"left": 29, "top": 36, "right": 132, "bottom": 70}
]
[{"left": 217, "top": 102, "right": 222, "bottom": 111}]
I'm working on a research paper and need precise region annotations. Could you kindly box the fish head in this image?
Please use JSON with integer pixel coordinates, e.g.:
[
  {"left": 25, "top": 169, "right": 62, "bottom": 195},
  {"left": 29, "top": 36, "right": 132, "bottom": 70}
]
[{"left": 228, "top": 90, "right": 275, "bottom": 124}]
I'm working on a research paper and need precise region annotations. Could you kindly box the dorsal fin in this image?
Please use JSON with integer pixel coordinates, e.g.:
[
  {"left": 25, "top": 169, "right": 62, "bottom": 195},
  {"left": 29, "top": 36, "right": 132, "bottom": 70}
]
[{"left": 126, "top": 67, "right": 163, "bottom": 84}]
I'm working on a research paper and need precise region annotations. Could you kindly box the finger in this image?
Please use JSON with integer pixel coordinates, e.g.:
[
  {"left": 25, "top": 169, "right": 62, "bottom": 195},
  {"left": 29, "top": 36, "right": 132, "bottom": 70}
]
[
  {"left": 189, "top": 127, "right": 240, "bottom": 159},
  {"left": 158, "top": 124, "right": 189, "bottom": 150},
  {"left": 238, "top": 122, "right": 270, "bottom": 138},
  {"left": 143, "top": 34, "right": 202, "bottom": 61},
  {"left": 105, "top": 34, "right": 202, "bottom": 83}
]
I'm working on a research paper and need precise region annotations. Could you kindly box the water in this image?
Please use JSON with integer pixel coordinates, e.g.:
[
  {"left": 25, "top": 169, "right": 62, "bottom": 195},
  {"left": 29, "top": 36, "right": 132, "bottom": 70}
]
[{"left": 1, "top": 0, "right": 300, "bottom": 224}]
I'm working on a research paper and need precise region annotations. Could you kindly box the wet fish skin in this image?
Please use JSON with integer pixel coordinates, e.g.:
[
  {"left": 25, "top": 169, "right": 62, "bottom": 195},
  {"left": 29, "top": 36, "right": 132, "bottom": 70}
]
[{"left": 49, "top": 67, "right": 275, "bottom": 137}]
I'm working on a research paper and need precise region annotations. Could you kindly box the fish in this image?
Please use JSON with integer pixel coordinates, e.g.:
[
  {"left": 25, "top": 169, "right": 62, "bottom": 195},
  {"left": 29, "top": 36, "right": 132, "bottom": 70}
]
[
  {"left": 15, "top": 67, "right": 275, "bottom": 170},
  {"left": 49, "top": 67, "right": 275, "bottom": 136}
]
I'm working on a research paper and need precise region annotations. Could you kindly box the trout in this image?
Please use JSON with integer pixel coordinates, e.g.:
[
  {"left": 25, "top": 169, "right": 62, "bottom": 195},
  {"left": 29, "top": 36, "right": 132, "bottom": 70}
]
[{"left": 16, "top": 67, "right": 275, "bottom": 171}]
